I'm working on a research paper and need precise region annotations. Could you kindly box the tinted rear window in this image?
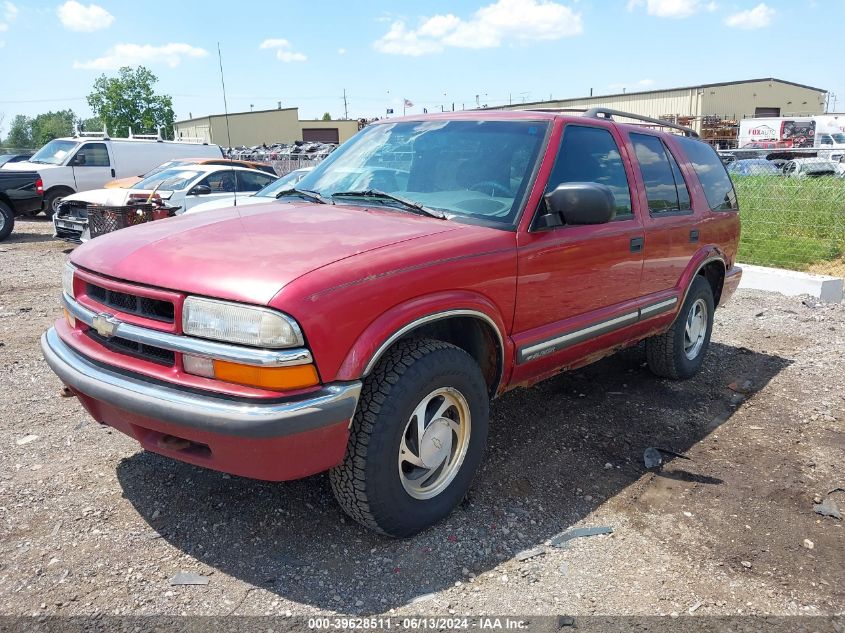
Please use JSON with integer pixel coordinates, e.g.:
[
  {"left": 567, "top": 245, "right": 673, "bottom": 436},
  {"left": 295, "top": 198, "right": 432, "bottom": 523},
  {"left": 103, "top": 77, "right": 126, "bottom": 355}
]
[{"left": 676, "top": 137, "right": 737, "bottom": 211}]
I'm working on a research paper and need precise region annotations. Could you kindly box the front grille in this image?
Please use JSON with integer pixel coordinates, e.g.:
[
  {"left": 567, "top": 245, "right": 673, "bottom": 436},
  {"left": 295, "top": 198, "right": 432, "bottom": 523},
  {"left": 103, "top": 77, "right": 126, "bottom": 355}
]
[
  {"left": 86, "top": 283, "right": 175, "bottom": 323},
  {"left": 86, "top": 331, "right": 175, "bottom": 366}
]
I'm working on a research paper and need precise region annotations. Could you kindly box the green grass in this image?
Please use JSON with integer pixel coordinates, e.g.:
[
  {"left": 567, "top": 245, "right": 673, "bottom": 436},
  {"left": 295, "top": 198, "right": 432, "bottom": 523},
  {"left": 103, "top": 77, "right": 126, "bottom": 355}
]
[{"left": 734, "top": 176, "right": 845, "bottom": 274}]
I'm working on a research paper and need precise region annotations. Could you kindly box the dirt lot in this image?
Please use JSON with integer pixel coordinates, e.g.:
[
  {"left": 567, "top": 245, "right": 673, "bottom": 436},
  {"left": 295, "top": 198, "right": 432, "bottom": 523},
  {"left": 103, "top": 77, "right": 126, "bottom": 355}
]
[{"left": 1, "top": 218, "right": 843, "bottom": 622}]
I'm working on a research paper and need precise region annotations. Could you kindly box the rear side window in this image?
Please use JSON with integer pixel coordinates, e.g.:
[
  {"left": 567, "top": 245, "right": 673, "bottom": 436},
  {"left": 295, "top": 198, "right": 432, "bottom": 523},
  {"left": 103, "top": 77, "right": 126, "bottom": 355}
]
[
  {"left": 237, "top": 170, "right": 276, "bottom": 192},
  {"left": 630, "top": 133, "right": 691, "bottom": 214},
  {"left": 546, "top": 125, "right": 633, "bottom": 219},
  {"left": 676, "top": 136, "right": 737, "bottom": 211}
]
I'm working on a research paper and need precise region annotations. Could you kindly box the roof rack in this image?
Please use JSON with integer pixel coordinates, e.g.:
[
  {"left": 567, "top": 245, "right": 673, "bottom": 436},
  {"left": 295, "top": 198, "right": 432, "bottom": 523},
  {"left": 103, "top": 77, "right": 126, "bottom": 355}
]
[
  {"left": 526, "top": 107, "right": 699, "bottom": 138},
  {"left": 584, "top": 107, "right": 699, "bottom": 138}
]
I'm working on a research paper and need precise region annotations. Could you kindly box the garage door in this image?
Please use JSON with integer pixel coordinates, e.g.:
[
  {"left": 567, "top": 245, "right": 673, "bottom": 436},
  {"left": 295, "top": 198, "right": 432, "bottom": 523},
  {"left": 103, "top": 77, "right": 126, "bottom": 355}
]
[
  {"left": 302, "top": 128, "right": 339, "bottom": 143},
  {"left": 754, "top": 107, "right": 781, "bottom": 117}
]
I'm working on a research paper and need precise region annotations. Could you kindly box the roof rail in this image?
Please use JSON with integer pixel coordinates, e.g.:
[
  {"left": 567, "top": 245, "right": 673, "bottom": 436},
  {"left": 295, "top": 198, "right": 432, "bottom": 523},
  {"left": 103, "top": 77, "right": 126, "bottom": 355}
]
[
  {"left": 72, "top": 123, "right": 110, "bottom": 140},
  {"left": 584, "top": 107, "right": 699, "bottom": 138}
]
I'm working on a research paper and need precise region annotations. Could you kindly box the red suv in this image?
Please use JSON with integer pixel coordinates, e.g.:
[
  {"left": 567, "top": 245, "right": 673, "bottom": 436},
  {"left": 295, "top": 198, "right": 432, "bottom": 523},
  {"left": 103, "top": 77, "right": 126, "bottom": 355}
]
[{"left": 43, "top": 109, "right": 741, "bottom": 536}]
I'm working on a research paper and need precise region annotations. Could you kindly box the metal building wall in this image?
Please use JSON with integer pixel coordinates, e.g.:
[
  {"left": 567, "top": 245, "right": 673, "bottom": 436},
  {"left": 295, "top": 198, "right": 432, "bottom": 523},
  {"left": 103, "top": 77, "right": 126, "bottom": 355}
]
[{"left": 701, "top": 80, "right": 826, "bottom": 119}]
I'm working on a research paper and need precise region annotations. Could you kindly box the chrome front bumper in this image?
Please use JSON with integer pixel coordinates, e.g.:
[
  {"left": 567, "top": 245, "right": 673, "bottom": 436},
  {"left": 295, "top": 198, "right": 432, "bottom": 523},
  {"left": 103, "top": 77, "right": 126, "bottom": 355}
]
[{"left": 41, "top": 327, "right": 362, "bottom": 438}]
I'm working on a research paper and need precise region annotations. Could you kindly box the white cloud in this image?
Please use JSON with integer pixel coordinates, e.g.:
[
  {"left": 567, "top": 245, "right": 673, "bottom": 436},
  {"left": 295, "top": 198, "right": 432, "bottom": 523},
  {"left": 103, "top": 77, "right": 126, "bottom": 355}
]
[
  {"left": 73, "top": 43, "right": 208, "bottom": 70},
  {"left": 337, "top": 47, "right": 347, "bottom": 55},
  {"left": 724, "top": 3, "right": 774, "bottom": 29},
  {"left": 626, "top": 0, "right": 716, "bottom": 18},
  {"left": 373, "top": 0, "right": 582, "bottom": 56},
  {"left": 259, "top": 38, "right": 307, "bottom": 62},
  {"left": 57, "top": 1, "right": 114, "bottom": 32},
  {"left": 0, "top": 1, "right": 19, "bottom": 32}
]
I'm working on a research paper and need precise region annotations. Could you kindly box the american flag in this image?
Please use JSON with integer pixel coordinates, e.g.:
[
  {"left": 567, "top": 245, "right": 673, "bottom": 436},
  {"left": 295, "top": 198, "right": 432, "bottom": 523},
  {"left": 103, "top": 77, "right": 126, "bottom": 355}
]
[{"left": 403, "top": 98, "right": 414, "bottom": 108}]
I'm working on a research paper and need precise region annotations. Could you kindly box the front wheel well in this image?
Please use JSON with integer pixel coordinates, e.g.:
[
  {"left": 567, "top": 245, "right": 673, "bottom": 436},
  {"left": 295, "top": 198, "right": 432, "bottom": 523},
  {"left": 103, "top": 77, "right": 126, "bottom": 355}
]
[
  {"left": 377, "top": 315, "right": 503, "bottom": 398},
  {"left": 698, "top": 260, "right": 726, "bottom": 306}
]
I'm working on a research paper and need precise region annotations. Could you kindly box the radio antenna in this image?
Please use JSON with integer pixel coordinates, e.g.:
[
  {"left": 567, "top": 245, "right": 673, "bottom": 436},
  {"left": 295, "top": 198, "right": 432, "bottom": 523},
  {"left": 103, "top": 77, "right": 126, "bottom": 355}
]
[{"left": 217, "top": 42, "right": 237, "bottom": 207}]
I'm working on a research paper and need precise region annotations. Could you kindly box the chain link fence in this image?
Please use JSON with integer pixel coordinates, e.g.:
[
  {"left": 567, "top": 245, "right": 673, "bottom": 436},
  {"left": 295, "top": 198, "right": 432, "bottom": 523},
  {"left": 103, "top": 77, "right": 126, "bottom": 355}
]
[{"left": 718, "top": 148, "right": 845, "bottom": 278}]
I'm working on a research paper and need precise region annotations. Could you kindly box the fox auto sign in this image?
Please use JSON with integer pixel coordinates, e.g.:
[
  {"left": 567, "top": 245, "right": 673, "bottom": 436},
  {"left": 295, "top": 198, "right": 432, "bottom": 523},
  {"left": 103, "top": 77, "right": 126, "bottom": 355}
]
[{"left": 750, "top": 125, "right": 777, "bottom": 138}]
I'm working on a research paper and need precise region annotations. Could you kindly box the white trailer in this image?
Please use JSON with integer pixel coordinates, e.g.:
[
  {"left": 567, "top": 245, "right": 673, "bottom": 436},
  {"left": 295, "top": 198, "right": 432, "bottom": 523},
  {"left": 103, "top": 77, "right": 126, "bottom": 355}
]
[{"left": 738, "top": 116, "right": 845, "bottom": 157}]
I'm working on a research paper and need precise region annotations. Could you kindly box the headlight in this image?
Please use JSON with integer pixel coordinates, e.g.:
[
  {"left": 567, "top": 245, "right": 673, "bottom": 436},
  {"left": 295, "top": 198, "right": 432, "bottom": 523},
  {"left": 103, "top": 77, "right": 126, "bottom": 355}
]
[
  {"left": 62, "top": 263, "right": 76, "bottom": 298},
  {"left": 182, "top": 297, "right": 304, "bottom": 348}
]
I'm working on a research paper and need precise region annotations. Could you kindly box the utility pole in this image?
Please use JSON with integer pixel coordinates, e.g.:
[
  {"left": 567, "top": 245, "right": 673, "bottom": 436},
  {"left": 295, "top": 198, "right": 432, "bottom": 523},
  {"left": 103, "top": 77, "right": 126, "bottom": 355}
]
[{"left": 343, "top": 88, "right": 348, "bottom": 119}]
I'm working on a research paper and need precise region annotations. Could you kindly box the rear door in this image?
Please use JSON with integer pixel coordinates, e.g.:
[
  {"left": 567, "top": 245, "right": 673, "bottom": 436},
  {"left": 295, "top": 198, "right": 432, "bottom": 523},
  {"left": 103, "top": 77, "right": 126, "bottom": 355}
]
[
  {"left": 626, "top": 132, "right": 700, "bottom": 296},
  {"left": 512, "top": 121, "right": 645, "bottom": 376},
  {"left": 236, "top": 170, "right": 277, "bottom": 193},
  {"left": 70, "top": 142, "right": 114, "bottom": 192}
]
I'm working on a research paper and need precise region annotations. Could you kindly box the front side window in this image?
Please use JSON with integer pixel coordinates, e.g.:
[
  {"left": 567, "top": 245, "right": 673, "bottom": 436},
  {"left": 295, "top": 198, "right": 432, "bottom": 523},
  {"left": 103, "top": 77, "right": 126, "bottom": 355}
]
[
  {"left": 630, "top": 133, "right": 692, "bottom": 214},
  {"left": 200, "top": 171, "right": 236, "bottom": 193},
  {"left": 545, "top": 124, "right": 633, "bottom": 219},
  {"left": 295, "top": 119, "right": 549, "bottom": 227},
  {"left": 73, "top": 143, "right": 110, "bottom": 167},
  {"left": 676, "top": 136, "right": 737, "bottom": 211}
]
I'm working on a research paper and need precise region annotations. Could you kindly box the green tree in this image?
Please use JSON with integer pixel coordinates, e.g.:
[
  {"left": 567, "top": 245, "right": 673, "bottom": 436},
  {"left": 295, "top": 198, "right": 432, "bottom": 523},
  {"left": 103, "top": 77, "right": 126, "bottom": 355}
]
[
  {"left": 87, "top": 66, "right": 175, "bottom": 138},
  {"left": 321, "top": 112, "right": 332, "bottom": 121},
  {"left": 5, "top": 114, "right": 33, "bottom": 149},
  {"left": 81, "top": 116, "right": 103, "bottom": 133},
  {"left": 30, "top": 110, "right": 75, "bottom": 145}
]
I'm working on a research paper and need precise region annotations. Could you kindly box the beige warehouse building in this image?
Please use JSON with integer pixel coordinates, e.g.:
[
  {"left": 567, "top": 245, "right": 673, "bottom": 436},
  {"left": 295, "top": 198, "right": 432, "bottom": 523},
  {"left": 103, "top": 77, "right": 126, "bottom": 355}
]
[
  {"left": 492, "top": 78, "right": 827, "bottom": 145},
  {"left": 174, "top": 107, "right": 361, "bottom": 146}
]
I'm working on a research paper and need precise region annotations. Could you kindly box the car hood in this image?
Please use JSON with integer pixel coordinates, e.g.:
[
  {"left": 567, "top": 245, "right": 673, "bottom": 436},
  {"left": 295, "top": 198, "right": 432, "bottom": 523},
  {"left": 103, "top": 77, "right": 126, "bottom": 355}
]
[
  {"left": 2, "top": 161, "right": 59, "bottom": 172},
  {"left": 63, "top": 188, "right": 175, "bottom": 205},
  {"left": 71, "top": 202, "right": 461, "bottom": 305},
  {"left": 183, "top": 195, "right": 268, "bottom": 215}
]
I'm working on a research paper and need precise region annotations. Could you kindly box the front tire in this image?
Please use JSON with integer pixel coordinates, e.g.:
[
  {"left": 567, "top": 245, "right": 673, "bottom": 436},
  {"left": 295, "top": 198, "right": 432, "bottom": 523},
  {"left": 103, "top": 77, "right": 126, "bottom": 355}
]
[
  {"left": 646, "top": 275, "right": 715, "bottom": 379},
  {"left": 330, "top": 338, "right": 489, "bottom": 537},
  {"left": 0, "top": 201, "right": 14, "bottom": 241}
]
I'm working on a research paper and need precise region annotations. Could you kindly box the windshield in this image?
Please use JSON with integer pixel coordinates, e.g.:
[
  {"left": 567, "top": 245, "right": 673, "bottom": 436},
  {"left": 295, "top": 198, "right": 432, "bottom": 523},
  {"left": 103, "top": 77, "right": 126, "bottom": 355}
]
[
  {"left": 142, "top": 160, "right": 191, "bottom": 178},
  {"left": 296, "top": 119, "right": 549, "bottom": 226},
  {"left": 29, "top": 140, "right": 79, "bottom": 165},
  {"left": 132, "top": 168, "right": 201, "bottom": 191},
  {"left": 255, "top": 169, "right": 310, "bottom": 197}
]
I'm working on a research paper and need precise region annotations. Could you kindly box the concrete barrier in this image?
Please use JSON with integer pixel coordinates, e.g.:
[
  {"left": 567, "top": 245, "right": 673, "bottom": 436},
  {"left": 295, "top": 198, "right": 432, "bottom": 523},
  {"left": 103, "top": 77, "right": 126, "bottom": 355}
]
[{"left": 738, "top": 263, "right": 844, "bottom": 303}]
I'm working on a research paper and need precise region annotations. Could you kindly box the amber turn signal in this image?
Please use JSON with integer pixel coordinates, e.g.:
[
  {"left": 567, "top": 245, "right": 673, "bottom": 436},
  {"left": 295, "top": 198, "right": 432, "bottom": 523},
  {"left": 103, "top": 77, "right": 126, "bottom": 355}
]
[{"left": 212, "top": 360, "right": 319, "bottom": 391}]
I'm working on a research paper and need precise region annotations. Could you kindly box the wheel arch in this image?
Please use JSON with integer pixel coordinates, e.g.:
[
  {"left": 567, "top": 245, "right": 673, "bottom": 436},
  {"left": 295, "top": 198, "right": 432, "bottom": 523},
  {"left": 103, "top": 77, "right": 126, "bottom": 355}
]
[{"left": 335, "top": 295, "right": 510, "bottom": 398}]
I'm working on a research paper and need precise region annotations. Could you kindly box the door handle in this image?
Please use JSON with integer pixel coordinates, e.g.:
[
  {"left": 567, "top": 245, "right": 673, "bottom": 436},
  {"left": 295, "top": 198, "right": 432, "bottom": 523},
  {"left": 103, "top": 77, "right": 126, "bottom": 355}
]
[
  {"left": 630, "top": 237, "right": 644, "bottom": 253},
  {"left": 111, "top": 168, "right": 116, "bottom": 178},
  {"left": 690, "top": 229, "right": 699, "bottom": 243}
]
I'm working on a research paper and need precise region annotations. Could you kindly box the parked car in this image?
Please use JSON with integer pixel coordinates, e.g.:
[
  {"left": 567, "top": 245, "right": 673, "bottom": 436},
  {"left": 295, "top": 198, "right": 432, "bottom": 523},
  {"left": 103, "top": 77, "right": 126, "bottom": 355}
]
[
  {"left": 1, "top": 133, "right": 223, "bottom": 218},
  {"left": 0, "top": 171, "right": 43, "bottom": 241},
  {"left": 782, "top": 158, "right": 841, "bottom": 178},
  {"left": 42, "top": 109, "right": 741, "bottom": 536},
  {"left": 184, "top": 167, "right": 314, "bottom": 214},
  {"left": 53, "top": 165, "right": 278, "bottom": 242},
  {"left": 104, "top": 157, "right": 277, "bottom": 189},
  {"left": 0, "top": 152, "right": 34, "bottom": 167},
  {"left": 726, "top": 158, "right": 782, "bottom": 177}
]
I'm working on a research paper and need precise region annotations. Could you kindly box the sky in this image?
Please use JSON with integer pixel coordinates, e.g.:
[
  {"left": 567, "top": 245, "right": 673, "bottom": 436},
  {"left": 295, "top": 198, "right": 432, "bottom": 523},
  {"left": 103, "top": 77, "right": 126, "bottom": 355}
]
[{"left": 0, "top": 0, "right": 843, "bottom": 135}]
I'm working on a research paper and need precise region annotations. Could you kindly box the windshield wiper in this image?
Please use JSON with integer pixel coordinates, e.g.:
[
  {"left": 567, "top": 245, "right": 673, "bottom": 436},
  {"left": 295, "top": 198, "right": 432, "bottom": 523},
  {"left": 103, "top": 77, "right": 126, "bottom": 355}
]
[
  {"left": 28, "top": 159, "right": 48, "bottom": 164},
  {"left": 275, "top": 188, "right": 327, "bottom": 204},
  {"left": 331, "top": 190, "right": 446, "bottom": 219}
]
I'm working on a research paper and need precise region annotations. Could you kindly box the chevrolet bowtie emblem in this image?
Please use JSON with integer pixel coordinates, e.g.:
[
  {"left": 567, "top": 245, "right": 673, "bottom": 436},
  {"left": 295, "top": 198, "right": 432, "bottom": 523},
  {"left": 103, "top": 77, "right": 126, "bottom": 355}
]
[{"left": 92, "top": 313, "right": 120, "bottom": 338}]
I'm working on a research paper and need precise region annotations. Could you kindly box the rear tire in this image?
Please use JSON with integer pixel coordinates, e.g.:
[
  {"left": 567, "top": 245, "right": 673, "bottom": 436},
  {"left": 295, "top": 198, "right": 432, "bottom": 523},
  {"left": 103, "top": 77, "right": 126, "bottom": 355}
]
[
  {"left": 330, "top": 338, "right": 489, "bottom": 537},
  {"left": 646, "top": 275, "right": 714, "bottom": 380},
  {"left": 0, "top": 201, "right": 14, "bottom": 241}
]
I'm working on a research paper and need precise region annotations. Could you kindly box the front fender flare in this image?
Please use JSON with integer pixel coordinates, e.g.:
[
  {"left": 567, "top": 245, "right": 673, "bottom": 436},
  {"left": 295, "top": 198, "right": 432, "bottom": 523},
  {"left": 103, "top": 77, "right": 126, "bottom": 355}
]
[{"left": 335, "top": 290, "right": 512, "bottom": 392}]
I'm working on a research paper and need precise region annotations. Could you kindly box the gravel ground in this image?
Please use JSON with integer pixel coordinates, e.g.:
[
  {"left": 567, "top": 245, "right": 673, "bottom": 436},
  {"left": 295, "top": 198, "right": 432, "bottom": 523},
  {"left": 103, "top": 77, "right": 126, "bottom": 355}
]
[{"left": 1, "top": 218, "right": 843, "bottom": 620}]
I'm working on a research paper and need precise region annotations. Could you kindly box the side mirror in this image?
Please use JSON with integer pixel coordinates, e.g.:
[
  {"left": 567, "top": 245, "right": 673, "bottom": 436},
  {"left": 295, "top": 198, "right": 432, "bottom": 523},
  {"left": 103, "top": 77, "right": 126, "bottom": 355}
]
[
  {"left": 189, "top": 184, "right": 212, "bottom": 196},
  {"left": 538, "top": 182, "right": 616, "bottom": 228},
  {"left": 71, "top": 154, "right": 87, "bottom": 166}
]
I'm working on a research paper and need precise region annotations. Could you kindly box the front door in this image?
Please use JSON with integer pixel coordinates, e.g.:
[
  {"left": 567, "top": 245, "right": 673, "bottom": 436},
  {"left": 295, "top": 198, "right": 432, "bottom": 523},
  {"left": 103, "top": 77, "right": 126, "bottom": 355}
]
[
  {"left": 70, "top": 142, "right": 113, "bottom": 192},
  {"left": 512, "top": 122, "right": 645, "bottom": 382}
]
